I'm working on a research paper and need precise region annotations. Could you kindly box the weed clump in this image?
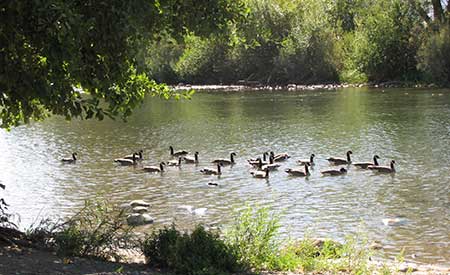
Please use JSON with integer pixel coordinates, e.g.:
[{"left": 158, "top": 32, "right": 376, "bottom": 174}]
[
  {"left": 27, "top": 200, "right": 136, "bottom": 261},
  {"left": 143, "top": 225, "right": 242, "bottom": 275}
]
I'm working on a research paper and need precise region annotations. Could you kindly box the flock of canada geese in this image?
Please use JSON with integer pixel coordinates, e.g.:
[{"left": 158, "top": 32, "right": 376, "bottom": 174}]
[{"left": 61, "top": 146, "right": 396, "bottom": 179}]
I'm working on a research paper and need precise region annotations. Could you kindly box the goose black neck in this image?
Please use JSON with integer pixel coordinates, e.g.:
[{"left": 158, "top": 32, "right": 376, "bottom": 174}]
[
  {"left": 160, "top": 163, "right": 164, "bottom": 171},
  {"left": 305, "top": 164, "right": 309, "bottom": 175},
  {"left": 195, "top": 153, "right": 198, "bottom": 162},
  {"left": 373, "top": 156, "right": 379, "bottom": 166},
  {"left": 310, "top": 154, "right": 314, "bottom": 163},
  {"left": 217, "top": 164, "right": 221, "bottom": 174},
  {"left": 390, "top": 161, "right": 395, "bottom": 170},
  {"left": 230, "top": 153, "right": 234, "bottom": 163},
  {"left": 72, "top": 153, "right": 77, "bottom": 160},
  {"left": 347, "top": 152, "right": 351, "bottom": 162},
  {"left": 269, "top": 155, "right": 274, "bottom": 164},
  {"left": 263, "top": 153, "right": 267, "bottom": 161},
  {"left": 265, "top": 169, "right": 269, "bottom": 178},
  {"left": 170, "top": 146, "right": 174, "bottom": 155}
]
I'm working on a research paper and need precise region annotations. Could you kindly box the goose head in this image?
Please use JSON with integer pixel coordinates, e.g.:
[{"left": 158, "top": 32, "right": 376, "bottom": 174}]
[
  {"left": 340, "top": 167, "right": 347, "bottom": 173},
  {"left": 373, "top": 155, "right": 380, "bottom": 165},
  {"left": 230, "top": 152, "right": 236, "bottom": 162},
  {"left": 72, "top": 152, "right": 78, "bottom": 160},
  {"left": 390, "top": 160, "right": 396, "bottom": 170},
  {"left": 346, "top": 151, "right": 353, "bottom": 161},
  {"left": 169, "top": 146, "right": 174, "bottom": 155}
]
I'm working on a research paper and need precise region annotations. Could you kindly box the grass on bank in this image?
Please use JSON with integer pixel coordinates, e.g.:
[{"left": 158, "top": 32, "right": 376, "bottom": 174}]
[
  {"left": 26, "top": 200, "right": 137, "bottom": 261},
  {"left": 24, "top": 201, "right": 401, "bottom": 275}
]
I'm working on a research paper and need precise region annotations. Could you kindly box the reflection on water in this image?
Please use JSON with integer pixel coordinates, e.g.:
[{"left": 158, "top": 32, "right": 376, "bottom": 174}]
[{"left": 1, "top": 88, "right": 449, "bottom": 265}]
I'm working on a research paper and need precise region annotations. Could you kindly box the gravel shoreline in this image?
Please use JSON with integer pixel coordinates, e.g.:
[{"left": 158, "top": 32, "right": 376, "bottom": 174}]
[{"left": 171, "top": 82, "right": 443, "bottom": 92}]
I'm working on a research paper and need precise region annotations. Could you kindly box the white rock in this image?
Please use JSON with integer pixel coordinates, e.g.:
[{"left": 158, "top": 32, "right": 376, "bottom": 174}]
[
  {"left": 132, "top": 206, "right": 148, "bottom": 213},
  {"left": 126, "top": 213, "right": 154, "bottom": 226},
  {"left": 129, "top": 200, "right": 150, "bottom": 208},
  {"left": 193, "top": 208, "right": 207, "bottom": 216},
  {"left": 382, "top": 218, "right": 406, "bottom": 226}
]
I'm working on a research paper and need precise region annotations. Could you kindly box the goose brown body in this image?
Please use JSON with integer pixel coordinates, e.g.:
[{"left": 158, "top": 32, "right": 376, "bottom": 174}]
[
  {"left": 321, "top": 167, "right": 347, "bottom": 176},
  {"left": 212, "top": 152, "right": 236, "bottom": 165},
  {"left": 369, "top": 160, "right": 396, "bottom": 173},
  {"left": 327, "top": 151, "right": 352, "bottom": 165},
  {"left": 286, "top": 164, "right": 310, "bottom": 177},
  {"left": 354, "top": 155, "right": 380, "bottom": 169},
  {"left": 143, "top": 162, "right": 165, "bottom": 172},
  {"left": 62, "top": 153, "right": 77, "bottom": 163}
]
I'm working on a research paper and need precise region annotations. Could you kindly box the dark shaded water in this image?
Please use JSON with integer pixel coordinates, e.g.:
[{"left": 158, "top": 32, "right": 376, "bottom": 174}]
[{"left": 1, "top": 87, "right": 449, "bottom": 265}]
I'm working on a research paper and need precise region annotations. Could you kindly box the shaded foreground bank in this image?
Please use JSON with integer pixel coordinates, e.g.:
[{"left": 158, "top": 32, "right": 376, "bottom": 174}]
[
  {"left": 1, "top": 202, "right": 449, "bottom": 275},
  {"left": 1, "top": 244, "right": 449, "bottom": 275}
]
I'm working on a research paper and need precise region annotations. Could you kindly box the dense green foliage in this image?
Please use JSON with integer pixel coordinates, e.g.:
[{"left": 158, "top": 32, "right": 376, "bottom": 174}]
[
  {"left": 145, "top": 0, "right": 450, "bottom": 86},
  {"left": 143, "top": 225, "right": 242, "bottom": 275},
  {"left": 0, "top": 0, "right": 244, "bottom": 128}
]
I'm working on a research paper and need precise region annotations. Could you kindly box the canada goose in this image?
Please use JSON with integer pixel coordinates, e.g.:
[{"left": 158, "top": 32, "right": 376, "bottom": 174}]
[
  {"left": 297, "top": 154, "right": 315, "bottom": 166},
  {"left": 321, "top": 167, "right": 347, "bottom": 176},
  {"left": 354, "top": 155, "right": 380, "bottom": 169},
  {"left": 212, "top": 152, "right": 236, "bottom": 165},
  {"left": 143, "top": 162, "right": 165, "bottom": 172},
  {"left": 270, "top": 151, "right": 290, "bottom": 162},
  {"left": 251, "top": 168, "right": 270, "bottom": 179},
  {"left": 170, "top": 146, "right": 189, "bottom": 157},
  {"left": 167, "top": 157, "right": 183, "bottom": 166},
  {"left": 62, "top": 152, "right": 77, "bottom": 164},
  {"left": 327, "top": 151, "right": 352, "bottom": 165},
  {"left": 200, "top": 163, "right": 222, "bottom": 175},
  {"left": 258, "top": 155, "right": 279, "bottom": 171},
  {"left": 368, "top": 160, "right": 395, "bottom": 173},
  {"left": 184, "top": 152, "right": 199, "bottom": 164},
  {"left": 125, "top": 150, "right": 143, "bottom": 160},
  {"left": 249, "top": 155, "right": 270, "bottom": 168},
  {"left": 114, "top": 154, "right": 137, "bottom": 166},
  {"left": 248, "top": 157, "right": 262, "bottom": 167},
  {"left": 286, "top": 164, "right": 310, "bottom": 177},
  {"left": 248, "top": 152, "right": 268, "bottom": 164}
]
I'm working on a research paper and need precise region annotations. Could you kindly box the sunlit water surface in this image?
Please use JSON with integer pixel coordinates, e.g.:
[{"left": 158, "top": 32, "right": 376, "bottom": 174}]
[{"left": 1, "top": 88, "right": 449, "bottom": 265}]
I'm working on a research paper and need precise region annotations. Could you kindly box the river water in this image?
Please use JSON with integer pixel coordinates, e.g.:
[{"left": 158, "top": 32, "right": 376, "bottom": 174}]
[{"left": 1, "top": 87, "right": 449, "bottom": 265}]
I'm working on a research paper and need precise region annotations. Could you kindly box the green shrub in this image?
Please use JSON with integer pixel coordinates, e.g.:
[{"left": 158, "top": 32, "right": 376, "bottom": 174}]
[
  {"left": 224, "top": 205, "right": 280, "bottom": 270},
  {"left": 142, "top": 225, "right": 180, "bottom": 268},
  {"left": 143, "top": 225, "right": 242, "bottom": 275},
  {"left": 418, "top": 26, "right": 450, "bottom": 85},
  {"left": 350, "top": 0, "right": 422, "bottom": 82}
]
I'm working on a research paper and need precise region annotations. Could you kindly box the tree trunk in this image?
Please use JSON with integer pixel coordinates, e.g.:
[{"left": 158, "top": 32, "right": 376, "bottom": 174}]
[{"left": 431, "top": 0, "right": 444, "bottom": 23}]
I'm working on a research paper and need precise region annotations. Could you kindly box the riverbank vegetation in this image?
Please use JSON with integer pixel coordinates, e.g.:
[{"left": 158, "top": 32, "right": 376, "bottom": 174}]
[
  {"left": 145, "top": 0, "right": 450, "bottom": 87},
  {"left": 0, "top": 201, "right": 422, "bottom": 275}
]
